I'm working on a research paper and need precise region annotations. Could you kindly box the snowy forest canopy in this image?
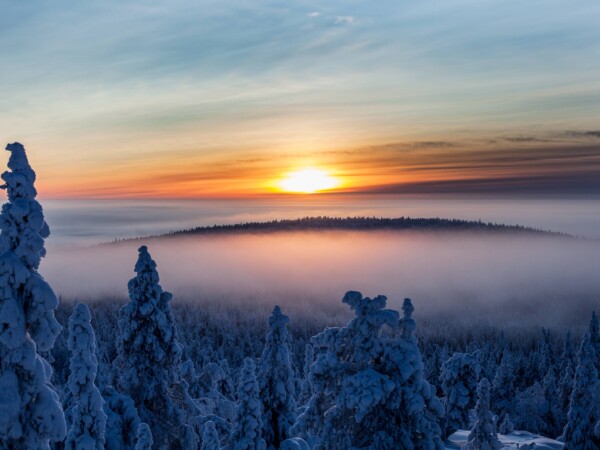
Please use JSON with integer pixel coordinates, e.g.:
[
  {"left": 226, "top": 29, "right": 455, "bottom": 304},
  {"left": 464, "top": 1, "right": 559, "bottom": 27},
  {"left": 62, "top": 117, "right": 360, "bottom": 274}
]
[{"left": 0, "top": 142, "right": 599, "bottom": 450}]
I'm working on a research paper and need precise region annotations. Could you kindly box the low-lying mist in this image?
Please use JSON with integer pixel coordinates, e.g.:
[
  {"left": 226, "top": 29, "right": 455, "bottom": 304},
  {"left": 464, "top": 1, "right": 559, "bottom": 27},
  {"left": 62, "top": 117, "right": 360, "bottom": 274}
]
[{"left": 42, "top": 231, "right": 600, "bottom": 328}]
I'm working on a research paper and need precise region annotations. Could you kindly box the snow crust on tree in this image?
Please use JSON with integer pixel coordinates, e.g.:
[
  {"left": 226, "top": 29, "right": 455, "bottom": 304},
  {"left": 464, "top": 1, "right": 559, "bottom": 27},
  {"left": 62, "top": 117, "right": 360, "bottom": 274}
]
[
  {"left": 0, "top": 142, "right": 66, "bottom": 448},
  {"left": 201, "top": 420, "right": 221, "bottom": 450},
  {"left": 439, "top": 350, "right": 481, "bottom": 438},
  {"left": 102, "top": 387, "right": 140, "bottom": 450},
  {"left": 65, "top": 303, "right": 107, "bottom": 450},
  {"left": 464, "top": 378, "right": 501, "bottom": 450},
  {"left": 198, "top": 362, "right": 236, "bottom": 421},
  {"left": 491, "top": 350, "right": 514, "bottom": 419},
  {"left": 589, "top": 311, "right": 600, "bottom": 372},
  {"left": 498, "top": 414, "right": 514, "bottom": 435},
  {"left": 135, "top": 423, "right": 153, "bottom": 450},
  {"left": 541, "top": 370, "right": 561, "bottom": 437},
  {"left": 258, "top": 305, "right": 297, "bottom": 449},
  {"left": 513, "top": 382, "right": 547, "bottom": 434},
  {"left": 294, "top": 292, "right": 444, "bottom": 450},
  {"left": 230, "top": 358, "right": 266, "bottom": 450},
  {"left": 298, "top": 344, "right": 314, "bottom": 406},
  {"left": 115, "top": 245, "right": 188, "bottom": 448},
  {"left": 561, "top": 331, "right": 600, "bottom": 450},
  {"left": 279, "top": 437, "right": 310, "bottom": 450}
]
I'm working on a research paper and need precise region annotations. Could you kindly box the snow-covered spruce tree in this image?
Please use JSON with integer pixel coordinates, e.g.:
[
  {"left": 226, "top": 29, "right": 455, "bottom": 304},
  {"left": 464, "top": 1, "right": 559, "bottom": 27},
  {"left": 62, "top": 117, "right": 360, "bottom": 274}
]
[
  {"left": 294, "top": 293, "right": 444, "bottom": 450},
  {"left": 539, "top": 328, "right": 555, "bottom": 377},
  {"left": 230, "top": 358, "right": 266, "bottom": 450},
  {"left": 491, "top": 349, "right": 514, "bottom": 418},
  {"left": 558, "top": 359, "right": 574, "bottom": 417},
  {"left": 497, "top": 414, "right": 514, "bottom": 435},
  {"left": 135, "top": 423, "right": 153, "bottom": 450},
  {"left": 198, "top": 362, "right": 236, "bottom": 421},
  {"left": 115, "top": 245, "right": 187, "bottom": 449},
  {"left": 464, "top": 378, "right": 501, "bottom": 450},
  {"left": 0, "top": 142, "right": 66, "bottom": 448},
  {"left": 102, "top": 387, "right": 141, "bottom": 450},
  {"left": 513, "top": 382, "right": 547, "bottom": 434},
  {"left": 589, "top": 311, "right": 600, "bottom": 371},
  {"left": 65, "top": 303, "right": 107, "bottom": 450},
  {"left": 439, "top": 350, "right": 481, "bottom": 438},
  {"left": 201, "top": 421, "right": 221, "bottom": 450},
  {"left": 562, "top": 332, "right": 600, "bottom": 450},
  {"left": 258, "top": 305, "right": 297, "bottom": 449},
  {"left": 541, "top": 370, "right": 561, "bottom": 438},
  {"left": 561, "top": 331, "right": 576, "bottom": 373},
  {"left": 298, "top": 343, "right": 314, "bottom": 406}
]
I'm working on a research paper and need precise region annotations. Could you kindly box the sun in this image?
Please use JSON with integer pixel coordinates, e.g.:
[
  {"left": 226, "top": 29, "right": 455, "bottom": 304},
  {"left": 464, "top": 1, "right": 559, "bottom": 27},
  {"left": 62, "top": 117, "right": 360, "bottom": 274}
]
[{"left": 278, "top": 168, "right": 340, "bottom": 194}]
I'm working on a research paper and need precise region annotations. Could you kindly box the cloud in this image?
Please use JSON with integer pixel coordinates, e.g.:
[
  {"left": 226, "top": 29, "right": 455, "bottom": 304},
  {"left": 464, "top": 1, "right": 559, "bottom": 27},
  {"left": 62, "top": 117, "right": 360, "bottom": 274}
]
[
  {"left": 352, "top": 171, "right": 600, "bottom": 196},
  {"left": 564, "top": 130, "right": 600, "bottom": 139},
  {"left": 307, "top": 12, "right": 321, "bottom": 18},
  {"left": 501, "top": 136, "right": 555, "bottom": 143},
  {"left": 334, "top": 16, "right": 355, "bottom": 25}
]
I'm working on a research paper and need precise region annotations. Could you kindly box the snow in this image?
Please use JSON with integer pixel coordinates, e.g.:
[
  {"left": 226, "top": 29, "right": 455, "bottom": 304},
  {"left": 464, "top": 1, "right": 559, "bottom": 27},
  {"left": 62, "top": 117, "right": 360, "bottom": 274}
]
[
  {"left": 65, "top": 303, "right": 106, "bottom": 449},
  {"left": 259, "top": 305, "right": 297, "bottom": 449},
  {"left": 115, "top": 245, "right": 192, "bottom": 447},
  {"left": 446, "top": 430, "right": 563, "bottom": 450}
]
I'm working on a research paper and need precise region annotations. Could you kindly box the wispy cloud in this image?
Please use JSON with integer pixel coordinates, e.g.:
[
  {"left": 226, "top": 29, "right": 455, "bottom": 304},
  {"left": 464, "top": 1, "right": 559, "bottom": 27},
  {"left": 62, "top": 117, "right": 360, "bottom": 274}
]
[
  {"left": 564, "top": 130, "right": 600, "bottom": 139},
  {"left": 334, "top": 16, "right": 355, "bottom": 25}
]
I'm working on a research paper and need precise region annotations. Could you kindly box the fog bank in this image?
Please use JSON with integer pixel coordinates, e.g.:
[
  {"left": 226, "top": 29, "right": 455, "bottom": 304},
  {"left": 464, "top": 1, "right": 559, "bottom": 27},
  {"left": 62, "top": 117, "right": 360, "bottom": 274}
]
[{"left": 41, "top": 231, "right": 599, "bottom": 328}]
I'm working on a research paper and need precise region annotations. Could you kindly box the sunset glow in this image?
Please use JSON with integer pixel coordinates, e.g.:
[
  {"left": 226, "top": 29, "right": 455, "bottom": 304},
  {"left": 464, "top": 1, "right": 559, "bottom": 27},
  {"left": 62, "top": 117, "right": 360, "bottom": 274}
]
[{"left": 278, "top": 168, "right": 341, "bottom": 194}]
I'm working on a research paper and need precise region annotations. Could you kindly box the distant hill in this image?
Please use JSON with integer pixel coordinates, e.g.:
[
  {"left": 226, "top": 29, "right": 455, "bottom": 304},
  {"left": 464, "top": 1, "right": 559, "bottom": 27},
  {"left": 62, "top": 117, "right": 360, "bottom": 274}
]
[{"left": 104, "top": 216, "right": 568, "bottom": 245}]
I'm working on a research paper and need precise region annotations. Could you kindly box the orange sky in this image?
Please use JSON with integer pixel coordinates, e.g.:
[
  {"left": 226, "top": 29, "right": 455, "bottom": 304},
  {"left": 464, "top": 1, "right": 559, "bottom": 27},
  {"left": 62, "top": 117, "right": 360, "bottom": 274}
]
[{"left": 15, "top": 137, "right": 599, "bottom": 199}]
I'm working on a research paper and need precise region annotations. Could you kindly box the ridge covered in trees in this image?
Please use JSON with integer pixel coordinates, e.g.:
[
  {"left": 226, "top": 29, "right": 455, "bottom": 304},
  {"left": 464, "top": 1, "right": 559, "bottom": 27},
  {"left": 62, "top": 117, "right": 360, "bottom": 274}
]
[{"left": 104, "top": 216, "right": 569, "bottom": 245}]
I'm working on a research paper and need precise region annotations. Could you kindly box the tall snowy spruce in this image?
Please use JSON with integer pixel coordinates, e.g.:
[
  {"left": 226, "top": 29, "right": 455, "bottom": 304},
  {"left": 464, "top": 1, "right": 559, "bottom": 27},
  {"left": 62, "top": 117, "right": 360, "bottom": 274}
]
[
  {"left": 294, "top": 293, "right": 444, "bottom": 450},
  {"left": 439, "top": 350, "right": 481, "bottom": 438},
  {"left": 230, "top": 358, "right": 266, "bottom": 450},
  {"left": 491, "top": 350, "right": 514, "bottom": 418},
  {"left": 562, "top": 331, "right": 600, "bottom": 450},
  {"left": 464, "top": 378, "right": 501, "bottom": 450},
  {"left": 65, "top": 303, "right": 107, "bottom": 449},
  {"left": 0, "top": 142, "right": 66, "bottom": 448},
  {"left": 115, "top": 246, "right": 187, "bottom": 449},
  {"left": 259, "top": 306, "right": 297, "bottom": 449}
]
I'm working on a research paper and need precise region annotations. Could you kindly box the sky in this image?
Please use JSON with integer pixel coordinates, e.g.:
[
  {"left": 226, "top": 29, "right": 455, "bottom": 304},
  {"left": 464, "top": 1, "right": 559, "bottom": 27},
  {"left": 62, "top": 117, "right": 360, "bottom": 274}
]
[{"left": 2, "top": 0, "right": 600, "bottom": 198}]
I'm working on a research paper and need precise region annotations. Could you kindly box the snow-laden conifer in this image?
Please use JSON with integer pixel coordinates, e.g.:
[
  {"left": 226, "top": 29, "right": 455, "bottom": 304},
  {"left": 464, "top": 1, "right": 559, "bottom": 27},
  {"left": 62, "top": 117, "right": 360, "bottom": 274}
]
[
  {"left": 589, "top": 311, "right": 600, "bottom": 371},
  {"left": 513, "top": 382, "right": 547, "bottom": 434},
  {"left": 65, "top": 303, "right": 107, "bottom": 450},
  {"left": 201, "top": 421, "right": 221, "bottom": 450},
  {"left": 294, "top": 293, "right": 444, "bottom": 449},
  {"left": 230, "top": 358, "right": 266, "bottom": 450},
  {"left": 498, "top": 414, "right": 514, "bottom": 435},
  {"left": 103, "top": 387, "right": 140, "bottom": 450},
  {"left": 135, "top": 423, "right": 153, "bottom": 450},
  {"left": 440, "top": 350, "right": 481, "bottom": 437},
  {"left": 0, "top": 142, "right": 66, "bottom": 448},
  {"left": 464, "top": 378, "right": 502, "bottom": 450},
  {"left": 259, "top": 305, "right": 297, "bottom": 449},
  {"left": 541, "top": 370, "right": 561, "bottom": 437},
  {"left": 562, "top": 332, "right": 600, "bottom": 449},
  {"left": 115, "top": 245, "right": 187, "bottom": 448},
  {"left": 558, "top": 360, "right": 574, "bottom": 416},
  {"left": 298, "top": 344, "right": 314, "bottom": 406},
  {"left": 491, "top": 349, "right": 514, "bottom": 417}
]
